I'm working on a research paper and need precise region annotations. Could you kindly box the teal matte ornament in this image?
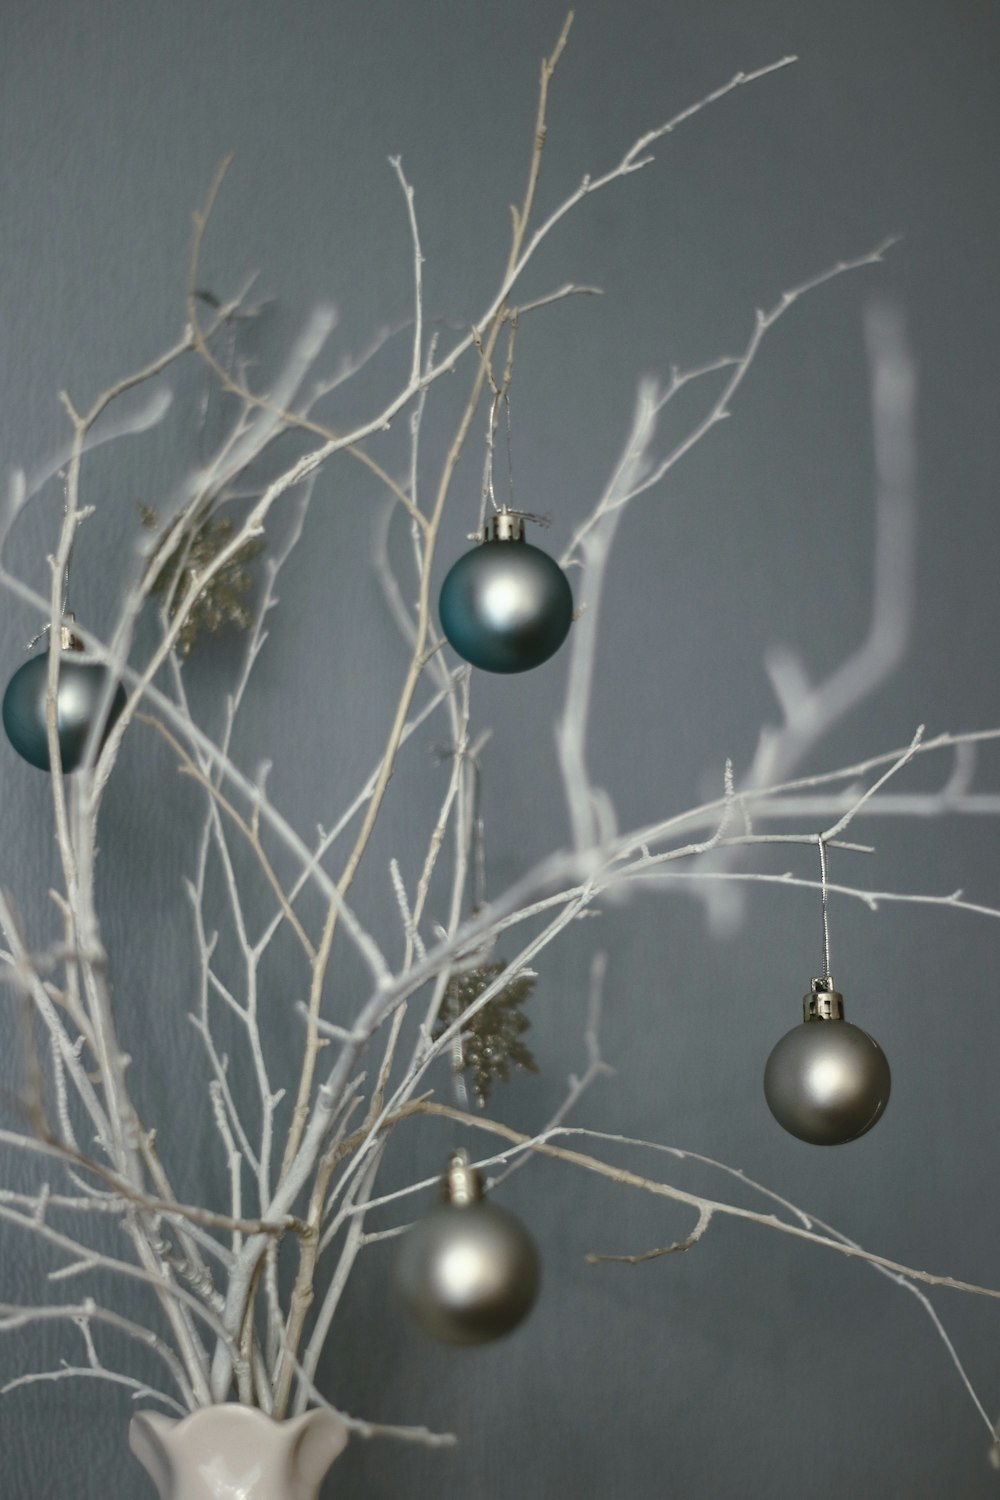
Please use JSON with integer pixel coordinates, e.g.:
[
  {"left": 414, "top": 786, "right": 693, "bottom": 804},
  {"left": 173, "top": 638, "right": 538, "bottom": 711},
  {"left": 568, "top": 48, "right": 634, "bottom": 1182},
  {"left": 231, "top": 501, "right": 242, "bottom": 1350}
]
[
  {"left": 3, "top": 640, "right": 127, "bottom": 772},
  {"left": 439, "top": 511, "right": 573, "bottom": 673}
]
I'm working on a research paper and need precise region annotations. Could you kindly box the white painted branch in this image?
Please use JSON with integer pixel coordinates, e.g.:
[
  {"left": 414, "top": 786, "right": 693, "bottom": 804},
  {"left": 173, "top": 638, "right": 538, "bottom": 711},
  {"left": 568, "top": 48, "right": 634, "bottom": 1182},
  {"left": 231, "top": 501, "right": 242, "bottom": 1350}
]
[{"left": 0, "top": 1299, "right": 197, "bottom": 1409}]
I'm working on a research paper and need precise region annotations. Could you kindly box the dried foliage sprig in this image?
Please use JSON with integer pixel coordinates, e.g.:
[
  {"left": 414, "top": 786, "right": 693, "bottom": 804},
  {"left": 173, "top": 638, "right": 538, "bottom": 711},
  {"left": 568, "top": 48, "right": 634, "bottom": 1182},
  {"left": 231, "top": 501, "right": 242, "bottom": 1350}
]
[
  {"left": 140, "top": 506, "right": 265, "bottom": 658},
  {"left": 433, "top": 961, "right": 538, "bottom": 1107}
]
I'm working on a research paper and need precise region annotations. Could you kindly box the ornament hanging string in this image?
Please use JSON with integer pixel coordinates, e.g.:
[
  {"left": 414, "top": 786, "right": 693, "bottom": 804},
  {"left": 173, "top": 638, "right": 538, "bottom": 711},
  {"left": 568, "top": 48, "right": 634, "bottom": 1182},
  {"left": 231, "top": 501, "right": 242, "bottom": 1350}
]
[
  {"left": 503, "top": 381, "right": 516, "bottom": 516},
  {"left": 818, "top": 836, "right": 832, "bottom": 986},
  {"left": 470, "top": 314, "right": 556, "bottom": 539},
  {"left": 479, "top": 390, "right": 513, "bottom": 532},
  {"left": 476, "top": 314, "right": 521, "bottom": 535},
  {"left": 433, "top": 746, "right": 539, "bottom": 1109},
  {"left": 449, "top": 750, "right": 490, "bottom": 1108},
  {"left": 58, "top": 471, "right": 76, "bottom": 626},
  {"left": 26, "top": 475, "right": 79, "bottom": 649}
]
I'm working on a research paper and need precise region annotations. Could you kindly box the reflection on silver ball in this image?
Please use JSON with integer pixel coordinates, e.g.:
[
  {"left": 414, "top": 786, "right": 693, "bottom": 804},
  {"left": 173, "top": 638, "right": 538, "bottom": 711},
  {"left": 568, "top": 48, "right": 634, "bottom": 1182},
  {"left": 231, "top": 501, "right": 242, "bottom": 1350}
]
[
  {"left": 394, "top": 1199, "right": 540, "bottom": 1345},
  {"left": 764, "top": 1018, "right": 891, "bottom": 1145}
]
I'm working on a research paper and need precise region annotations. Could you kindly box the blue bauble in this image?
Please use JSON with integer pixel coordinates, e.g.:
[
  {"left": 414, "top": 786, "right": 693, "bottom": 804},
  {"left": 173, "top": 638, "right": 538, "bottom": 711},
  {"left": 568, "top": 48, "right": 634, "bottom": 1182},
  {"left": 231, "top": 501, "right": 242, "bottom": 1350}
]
[
  {"left": 2, "top": 652, "right": 127, "bottom": 772},
  {"left": 439, "top": 537, "right": 573, "bottom": 673}
]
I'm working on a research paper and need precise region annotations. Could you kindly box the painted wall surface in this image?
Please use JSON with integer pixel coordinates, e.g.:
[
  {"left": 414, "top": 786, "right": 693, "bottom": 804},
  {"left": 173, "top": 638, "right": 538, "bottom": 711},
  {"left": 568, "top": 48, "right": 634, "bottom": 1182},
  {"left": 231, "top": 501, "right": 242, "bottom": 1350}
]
[{"left": 0, "top": 3, "right": 999, "bottom": 1497}]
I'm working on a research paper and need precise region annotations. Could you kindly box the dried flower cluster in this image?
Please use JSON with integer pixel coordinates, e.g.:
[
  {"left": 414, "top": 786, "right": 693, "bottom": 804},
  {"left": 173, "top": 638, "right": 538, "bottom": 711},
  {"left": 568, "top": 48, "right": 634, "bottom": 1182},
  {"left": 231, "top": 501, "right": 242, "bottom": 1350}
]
[
  {"left": 433, "top": 961, "right": 538, "bottom": 1106},
  {"left": 140, "top": 506, "right": 264, "bottom": 658}
]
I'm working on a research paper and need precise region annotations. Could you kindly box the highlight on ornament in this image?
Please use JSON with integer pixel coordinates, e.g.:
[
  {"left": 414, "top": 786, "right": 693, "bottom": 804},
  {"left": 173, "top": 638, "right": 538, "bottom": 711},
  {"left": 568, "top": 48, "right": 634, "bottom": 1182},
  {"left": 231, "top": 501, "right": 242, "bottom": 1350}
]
[
  {"left": 393, "top": 1149, "right": 540, "bottom": 1345},
  {"left": 763, "top": 978, "right": 891, "bottom": 1146},
  {"left": 2, "top": 623, "right": 127, "bottom": 773},
  {"left": 438, "top": 508, "right": 573, "bottom": 673}
]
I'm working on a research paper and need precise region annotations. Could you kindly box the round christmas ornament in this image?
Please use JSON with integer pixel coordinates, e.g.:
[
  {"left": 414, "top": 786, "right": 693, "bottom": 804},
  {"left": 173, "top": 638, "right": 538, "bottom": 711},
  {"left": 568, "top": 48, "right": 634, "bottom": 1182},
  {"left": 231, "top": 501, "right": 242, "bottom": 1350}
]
[
  {"left": 3, "top": 625, "right": 127, "bottom": 773},
  {"left": 764, "top": 839, "right": 890, "bottom": 1145},
  {"left": 394, "top": 1149, "right": 540, "bottom": 1345},
  {"left": 438, "top": 509, "right": 573, "bottom": 673},
  {"left": 763, "top": 977, "right": 891, "bottom": 1145}
]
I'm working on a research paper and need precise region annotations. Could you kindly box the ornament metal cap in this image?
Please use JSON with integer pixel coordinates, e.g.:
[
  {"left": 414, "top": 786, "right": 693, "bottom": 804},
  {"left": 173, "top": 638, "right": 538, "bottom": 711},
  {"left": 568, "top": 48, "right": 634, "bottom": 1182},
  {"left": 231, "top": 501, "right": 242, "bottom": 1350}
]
[
  {"left": 483, "top": 509, "right": 525, "bottom": 543},
  {"left": 27, "top": 613, "right": 84, "bottom": 653},
  {"left": 59, "top": 613, "right": 86, "bottom": 651},
  {"left": 803, "top": 977, "right": 845, "bottom": 1022},
  {"left": 441, "top": 1149, "right": 484, "bottom": 1206}
]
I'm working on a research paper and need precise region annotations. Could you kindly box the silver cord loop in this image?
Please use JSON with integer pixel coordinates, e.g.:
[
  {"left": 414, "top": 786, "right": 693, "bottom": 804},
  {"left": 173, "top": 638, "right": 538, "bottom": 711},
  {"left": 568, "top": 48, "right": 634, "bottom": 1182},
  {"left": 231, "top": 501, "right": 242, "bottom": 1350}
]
[{"left": 818, "top": 836, "right": 832, "bottom": 985}]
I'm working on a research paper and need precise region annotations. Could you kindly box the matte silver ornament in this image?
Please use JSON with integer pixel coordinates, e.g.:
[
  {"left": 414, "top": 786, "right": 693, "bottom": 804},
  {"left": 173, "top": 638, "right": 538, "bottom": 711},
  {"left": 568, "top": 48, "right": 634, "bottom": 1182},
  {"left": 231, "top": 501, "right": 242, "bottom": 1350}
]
[
  {"left": 393, "top": 1150, "right": 540, "bottom": 1344},
  {"left": 764, "top": 980, "right": 891, "bottom": 1145},
  {"left": 438, "top": 511, "right": 573, "bottom": 673}
]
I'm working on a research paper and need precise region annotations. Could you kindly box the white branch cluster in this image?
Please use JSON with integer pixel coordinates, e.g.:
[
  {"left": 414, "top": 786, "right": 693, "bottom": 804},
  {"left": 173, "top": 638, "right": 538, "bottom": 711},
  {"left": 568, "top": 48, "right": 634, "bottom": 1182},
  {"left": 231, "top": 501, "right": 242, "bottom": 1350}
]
[{"left": 0, "top": 22, "right": 998, "bottom": 1468}]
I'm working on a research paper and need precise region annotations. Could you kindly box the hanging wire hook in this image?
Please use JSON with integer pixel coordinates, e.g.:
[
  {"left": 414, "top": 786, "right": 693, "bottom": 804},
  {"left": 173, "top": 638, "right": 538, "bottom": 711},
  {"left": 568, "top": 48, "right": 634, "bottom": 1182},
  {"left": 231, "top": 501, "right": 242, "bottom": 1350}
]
[
  {"left": 448, "top": 745, "right": 496, "bottom": 1109},
  {"left": 483, "top": 395, "right": 500, "bottom": 515},
  {"left": 448, "top": 749, "right": 488, "bottom": 1110},
  {"left": 476, "top": 313, "right": 527, "bottom": 535},
  {"left": 477, "top": 379, "right": 506, "bottom": 533},
  {"left": 59, "top": 472, "right": 75, "bottom": 620},
  {"left": 817, "top": 836, "right": 833, "bottom": 986},
  {"left": 503, "top": 388, "right": 516, "bottom": 515}
]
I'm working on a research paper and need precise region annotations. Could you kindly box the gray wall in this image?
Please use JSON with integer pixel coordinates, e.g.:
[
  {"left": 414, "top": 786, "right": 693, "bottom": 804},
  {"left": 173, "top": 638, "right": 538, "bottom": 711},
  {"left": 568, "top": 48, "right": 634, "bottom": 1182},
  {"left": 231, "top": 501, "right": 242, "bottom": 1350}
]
[{"left": 1, "top": 2, "right": 999, "bottom": 1496}]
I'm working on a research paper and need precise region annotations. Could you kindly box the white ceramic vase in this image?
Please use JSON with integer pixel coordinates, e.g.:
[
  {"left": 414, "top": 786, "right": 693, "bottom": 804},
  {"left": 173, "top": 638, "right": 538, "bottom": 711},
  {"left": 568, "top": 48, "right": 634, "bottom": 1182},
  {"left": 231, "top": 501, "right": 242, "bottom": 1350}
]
[{"left": 130, "top": 1404, "right": 349, "bottom": 1500}]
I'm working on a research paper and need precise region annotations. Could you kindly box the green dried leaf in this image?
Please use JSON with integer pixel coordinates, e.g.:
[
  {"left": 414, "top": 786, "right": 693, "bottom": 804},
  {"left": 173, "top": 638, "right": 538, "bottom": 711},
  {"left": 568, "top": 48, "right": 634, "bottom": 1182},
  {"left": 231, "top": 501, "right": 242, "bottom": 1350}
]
[
  {"left": 433, "top": 960, "right": 538, "bottom": 1108},
  {"left": 141, "top": 507, "right": 264, "bottom": 659}
]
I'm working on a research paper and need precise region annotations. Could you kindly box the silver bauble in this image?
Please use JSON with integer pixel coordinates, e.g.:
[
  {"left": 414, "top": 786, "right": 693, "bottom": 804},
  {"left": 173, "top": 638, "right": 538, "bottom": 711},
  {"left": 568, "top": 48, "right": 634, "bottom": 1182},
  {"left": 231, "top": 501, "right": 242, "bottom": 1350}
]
[
  {"left": 764, "top": 981, "right": 890, "bottom": 1146},
  {"left": 394, "top": 1152, "right": 540, "bottom": 1345}
]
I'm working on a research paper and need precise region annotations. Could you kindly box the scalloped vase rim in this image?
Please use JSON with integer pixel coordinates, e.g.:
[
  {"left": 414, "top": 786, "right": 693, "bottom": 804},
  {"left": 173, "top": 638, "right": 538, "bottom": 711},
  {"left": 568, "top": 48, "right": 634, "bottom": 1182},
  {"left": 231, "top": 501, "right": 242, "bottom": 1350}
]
[{"left": 129, "top": 1403, "right": 350, "bottom": 1500}]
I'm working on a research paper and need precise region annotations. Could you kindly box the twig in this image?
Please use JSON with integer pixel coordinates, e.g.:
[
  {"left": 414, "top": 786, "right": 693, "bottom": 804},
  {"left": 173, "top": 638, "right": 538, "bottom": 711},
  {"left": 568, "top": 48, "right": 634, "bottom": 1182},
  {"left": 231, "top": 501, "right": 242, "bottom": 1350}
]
[
  {"left": 587, "top": 1204, "right": 714, "bottom": 1264},
  {"left": 408, "top": 1105, "right": 1000, "bottom": 1304}
]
